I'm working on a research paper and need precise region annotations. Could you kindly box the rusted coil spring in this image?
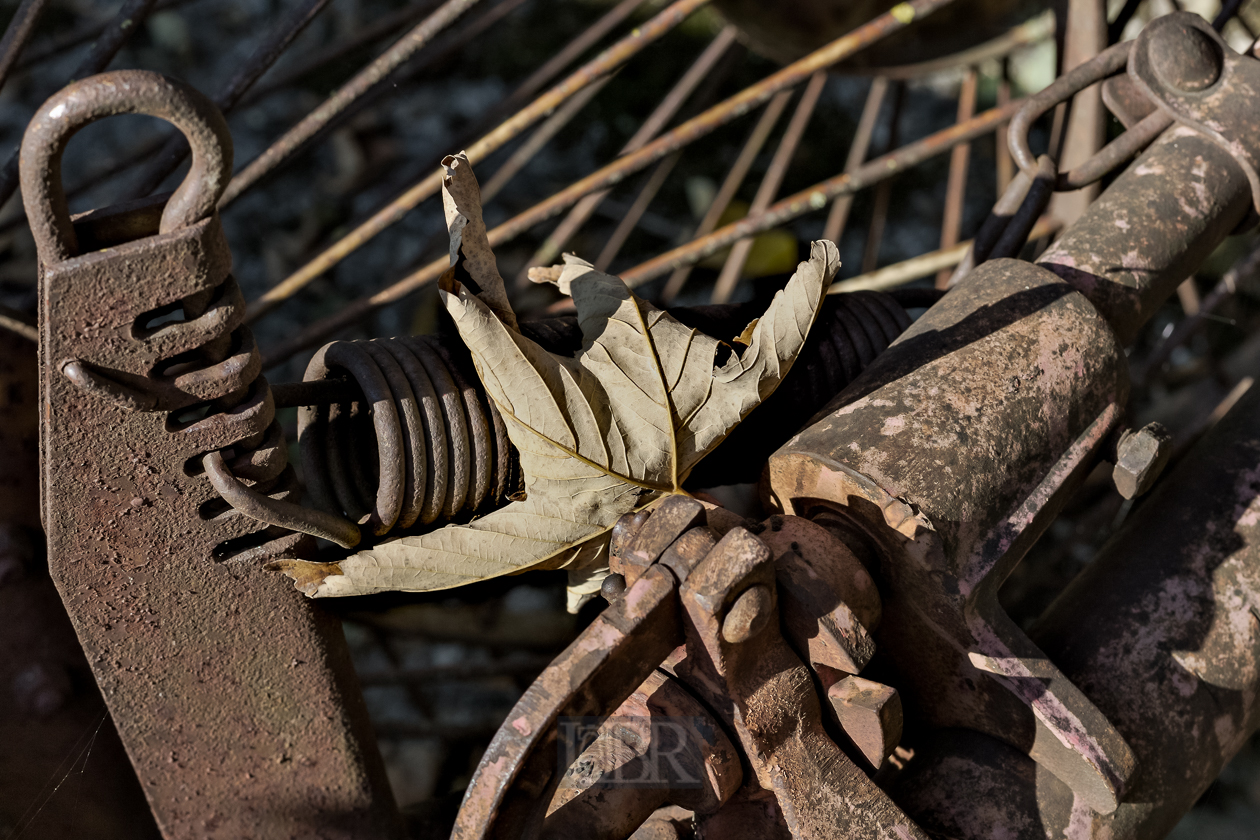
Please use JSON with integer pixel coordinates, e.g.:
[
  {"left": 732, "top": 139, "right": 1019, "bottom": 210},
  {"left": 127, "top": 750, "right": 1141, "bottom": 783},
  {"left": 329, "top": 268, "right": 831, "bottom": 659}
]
[
  {"left": 298, "top": 335, "right": 516, "bottom": 546},
  {"left": 254, "top": 289, "right": 916, "bottom": 549}
]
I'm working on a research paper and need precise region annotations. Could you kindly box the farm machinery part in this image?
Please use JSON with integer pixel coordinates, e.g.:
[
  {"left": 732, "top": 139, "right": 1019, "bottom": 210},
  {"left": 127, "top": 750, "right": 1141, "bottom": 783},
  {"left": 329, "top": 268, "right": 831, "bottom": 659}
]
[{"left": 18, "top": 8, "right": 1260, "bottom": 840}]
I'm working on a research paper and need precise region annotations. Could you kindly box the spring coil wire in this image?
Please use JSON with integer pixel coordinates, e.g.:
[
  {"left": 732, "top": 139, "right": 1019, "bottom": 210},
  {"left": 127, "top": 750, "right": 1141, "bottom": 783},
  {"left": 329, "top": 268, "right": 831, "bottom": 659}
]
[{"left": 294, "top": 290, "right": 914, "bottom": 543}]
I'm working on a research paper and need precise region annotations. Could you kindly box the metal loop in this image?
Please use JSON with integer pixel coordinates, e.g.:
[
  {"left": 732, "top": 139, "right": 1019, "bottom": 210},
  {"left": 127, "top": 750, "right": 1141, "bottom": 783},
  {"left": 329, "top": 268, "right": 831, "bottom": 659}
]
[
  {"left": 18, "top": 70, "right": 233, "bottom": 265},
  {"left": 1008, "top": 41, "right": 1132, "bottom": 182}
]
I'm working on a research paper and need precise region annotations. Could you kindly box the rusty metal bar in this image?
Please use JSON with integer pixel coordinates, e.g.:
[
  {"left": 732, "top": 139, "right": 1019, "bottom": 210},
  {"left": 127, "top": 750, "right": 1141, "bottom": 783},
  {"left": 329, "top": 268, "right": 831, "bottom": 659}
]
[
  {"left": 594, "top": 152, "right": 681, "bottom": 271},
  {"left": 659, "top": 92, "right": 791, "bottom": 303},
  {"left": 0, "top": 0, "right": 161, "bottom": 210},
  {"left": 518, "top": 23, "right": 740, "bottom": 280},
  {"left": 247, "top": 0, "right": 710, "bottom": 321},
  {"left": 857, "top": 8, "right": 1054, "bottom": 79},
  {"left": 0, "top": 0, "right": 49, "bottom": 92},
  {"left": 712, "top": 70, "right": 827, "bottom": 303},
  {"left": 0, "top": 302, "right": 37, "bottom": 343},
  {"left": 829, "top": 215, "right": 1059, "bottom": 293},
  {"left": 936, "top": 67, "right": 976, "bottom": 288},
  {"left": 996, "top": 58, "right": 1014, "bottom": 192},
  {"left": 219, "top": 0, "right": 483, "bottom": 208},
  {"left": 479, "top": 75, "right": 612, "bottom": 203},
  {"left": 128, "top": 0, "right": 334, "bottom": 199},
  {"left": 13, "top": 0, "right": 189, "bottom": 72},
  {"left": 822, "top": 75, "right": 888, "bottom": 245},
  {"left": 862, "top": 81, "right": 905, "bottom": 273},
  {"left": 261, "top": 95, "right": 1018, "bottom": 367},
  {"left": 237, "top": 0, "right": 447, "bottom": 106},
  {"left": 488, "top": 0, "right": 648, "bottom": 127}
]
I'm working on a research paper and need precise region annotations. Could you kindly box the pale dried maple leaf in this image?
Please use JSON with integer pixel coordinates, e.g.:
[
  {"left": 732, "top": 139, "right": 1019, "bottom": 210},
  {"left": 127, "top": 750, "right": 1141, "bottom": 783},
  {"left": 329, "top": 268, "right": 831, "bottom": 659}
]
[{"left": 281, "top": 153, "right": 838, "bottom": 598}]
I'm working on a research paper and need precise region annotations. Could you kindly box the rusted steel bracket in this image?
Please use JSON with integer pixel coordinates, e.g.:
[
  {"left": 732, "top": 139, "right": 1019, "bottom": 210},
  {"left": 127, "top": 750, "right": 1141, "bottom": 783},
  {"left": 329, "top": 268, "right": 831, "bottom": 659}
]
[{"left": 22, "top": 71, "right": 399, "bottom": 839}]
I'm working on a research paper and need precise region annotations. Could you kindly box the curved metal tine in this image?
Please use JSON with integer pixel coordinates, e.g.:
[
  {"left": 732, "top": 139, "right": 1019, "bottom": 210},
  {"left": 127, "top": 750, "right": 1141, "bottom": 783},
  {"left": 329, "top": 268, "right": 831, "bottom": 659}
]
[
  {"left": 246, "top": 0, "right": 707, "bottom": 322},
  {"left": 661, "top": 88, "right": 792, "bottom": 304},
  {"left": 711, "top": 70, "right": 828, "bottom": 304},
  {"left": 516, "top": 23, "right": 742, "bottom": 286},
  {"left": 259, "top": 96, "right": 1021, "bottom": 369},
  {"left": 219, "top": 0, "right": 484, "bottom": 209},
  {"left": 945, "top": 166, "right": 1033, "bottom": 287},
  {"left": 936, "top": 67, "right": 978, "bottom": 289},
  {"left": 861, "top": 80, "right": 906, "bottom": 275},
  {"left": 820, "top": 76, "right": 890, "bottom": 248}
]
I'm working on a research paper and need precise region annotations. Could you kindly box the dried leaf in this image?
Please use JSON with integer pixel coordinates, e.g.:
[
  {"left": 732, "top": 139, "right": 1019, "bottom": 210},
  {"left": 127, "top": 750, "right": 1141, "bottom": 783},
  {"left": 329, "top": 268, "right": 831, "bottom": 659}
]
[
  {"left": 442, "top": 152, "right": 516, "bottom": 330},
  {"left": 287, "top": 163, "right": 839, "bottom": 599}
]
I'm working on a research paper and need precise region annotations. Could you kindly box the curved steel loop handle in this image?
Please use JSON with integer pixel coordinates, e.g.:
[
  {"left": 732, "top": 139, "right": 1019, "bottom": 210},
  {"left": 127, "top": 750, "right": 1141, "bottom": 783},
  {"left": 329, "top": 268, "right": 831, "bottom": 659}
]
[
  {"left": 19, "top": 70, "right": 233, "bottom": 266},
  {"left": 1008, "top": 41, "right": 1133, "bottom": 182}
]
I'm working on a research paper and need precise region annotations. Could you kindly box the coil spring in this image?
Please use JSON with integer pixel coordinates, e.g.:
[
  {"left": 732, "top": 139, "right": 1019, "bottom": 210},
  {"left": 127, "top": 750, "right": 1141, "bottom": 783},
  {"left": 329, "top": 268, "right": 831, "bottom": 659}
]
[
  {"left": 271, "top": 289, "right": 917, "bottom": 547},
  {"left": 297, "top": 335, "right": 518, "bottom": 542}
]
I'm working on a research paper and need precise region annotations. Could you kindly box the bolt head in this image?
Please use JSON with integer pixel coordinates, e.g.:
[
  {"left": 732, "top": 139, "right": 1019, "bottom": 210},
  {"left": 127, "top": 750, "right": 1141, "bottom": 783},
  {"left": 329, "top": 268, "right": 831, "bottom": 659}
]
[
  {"left": 721, "top": 584, "right": 773, "bottom": 644},
  {"left": 1113, "top": 422, "right": 1173, "bottom": 499},
  {"left": 1151, "top": 21, "right": 1222, "bottom": 93}
]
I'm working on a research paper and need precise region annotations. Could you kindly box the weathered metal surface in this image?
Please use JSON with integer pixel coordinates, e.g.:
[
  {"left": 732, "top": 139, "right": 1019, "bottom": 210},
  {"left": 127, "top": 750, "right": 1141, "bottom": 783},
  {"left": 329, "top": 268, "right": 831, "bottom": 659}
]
[
  {"left": 1111, "top": 422, "right": 1172, "bottom": 499},
  {"left": 23, "top": 70, "right": 398, "bottom": 838},
  {"left": 891, "top": 381, "right": 1260, "bottom": 840},
  {"left": 765, "top": 256, "right": 1134, "bottom": 813},
  {"left": 674, "top": 527, "right": 928, "bottom": 839}
]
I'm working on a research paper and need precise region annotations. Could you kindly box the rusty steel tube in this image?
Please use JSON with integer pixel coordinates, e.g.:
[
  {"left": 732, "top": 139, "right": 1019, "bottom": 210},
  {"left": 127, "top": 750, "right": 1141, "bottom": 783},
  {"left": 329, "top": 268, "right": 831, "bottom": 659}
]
[
  {"left": 891, "top": 382, "right": 1260, "bottom": 840},
  {"left": 1037, "top": 126, "right": 1253, "bottom": 345}
]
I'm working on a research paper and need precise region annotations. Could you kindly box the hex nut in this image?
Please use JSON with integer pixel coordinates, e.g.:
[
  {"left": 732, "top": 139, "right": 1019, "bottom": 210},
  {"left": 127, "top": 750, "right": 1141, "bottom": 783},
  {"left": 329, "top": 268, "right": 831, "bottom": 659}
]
[
  {"left": 1113, "top": 422, "right": 1173, "bottom": 499},
  {"left": 828, "top": 675, "right": 902, "bottom": 770}
]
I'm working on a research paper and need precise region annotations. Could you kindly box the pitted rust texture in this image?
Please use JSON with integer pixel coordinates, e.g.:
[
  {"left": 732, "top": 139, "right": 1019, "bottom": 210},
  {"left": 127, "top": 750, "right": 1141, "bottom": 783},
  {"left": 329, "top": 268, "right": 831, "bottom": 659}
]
[
  {"left": 765, "top": 257, "right": 1133, "bottom": 811},
  {"left": 1036, "top": 127, "right": 1251, "bottom": 345},
  {"left": 892, "top": 383, "right": 1260, "bottom": 840},
  {"left": 25, "top": 71, "right": 399, "bottom": 839}
]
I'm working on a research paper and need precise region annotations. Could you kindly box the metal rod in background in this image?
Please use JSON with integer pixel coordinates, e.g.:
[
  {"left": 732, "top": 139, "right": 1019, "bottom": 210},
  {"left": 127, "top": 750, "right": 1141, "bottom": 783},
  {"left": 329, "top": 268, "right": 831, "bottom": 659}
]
[
  {"left": 0, "top": 0, "right": 161, "bottom": 211},
  {"left": 486, "top": 0, "right": 648, "bottom": 128},
  {"left": 219, "top": 0, "right": 484, "bottom": 208},
  {"left": 996, "top": 58, "right": 1014, "bottom": 191},
  {"left": 661, "top": 89, "right": 792, "bottom": 303},
  {"left": 246, "top": 0, "right": 711, "bottom": 321},
  {"left": 711, "top": 70, "right": 827, "bottom": 304},
  {"left": 821, "top": 75, "right": 889, "bottom": 245},
  {"left": 936, "top": 67, "right": 977, "bottom": 288},
  {"left": 12, "top": 0, "right": 190, "bottom": 72},
  {"left": 594, "top": 150, "right": 681, "bottom": 271},
  {"left": 479, "top": 76, "right": 612, "bottom": 202},
  {"left": 259, "top": 96, "right": 1020, "bottom": 368},
  {"left": 237, "top": 0, "right": 447, "bottom": 106},
  {"left": 861, "top": 80, "right": 905, "bottom": 274},
  {"left": 517, "top": 24, "right": 741, "bottom": 282},
  {"left": 0, "top": 0, "right": 49, "bottom": 92},
  {"left": 127, "top": 0, "right": 335, "bottom": 199}
]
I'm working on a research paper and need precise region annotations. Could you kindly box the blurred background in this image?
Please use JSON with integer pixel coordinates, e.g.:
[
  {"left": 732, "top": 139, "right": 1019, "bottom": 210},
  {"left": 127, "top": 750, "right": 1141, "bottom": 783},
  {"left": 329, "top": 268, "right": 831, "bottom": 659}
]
[{"left": 3, "top": 0, "right": 1260, "bottom": 836}]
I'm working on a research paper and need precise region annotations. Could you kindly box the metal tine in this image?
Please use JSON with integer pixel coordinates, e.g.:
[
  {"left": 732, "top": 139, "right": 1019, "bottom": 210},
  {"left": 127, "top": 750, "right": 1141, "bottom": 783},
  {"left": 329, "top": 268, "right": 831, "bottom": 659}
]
[
  {"left": 219, "top": 0, "right": 484, "bottom": 208},
  {"left": 996, "top": 57, "right": 1014, "bottom": 191},
  {"left": 594, "top": 151, "right": 682, "bottom": 273},
  {"left": 0, "top": 0, "right": 50, "bottom": 93},
  {"left": 237, "top": 0, "right": 448, "bottom": 107},
  {"left": 260, "top": 95, "right": 1021, "bottom": 369},
  {"left": 482, "top": 0, "right": 649, "bottom": 133},
  {"left": 246, "top": 0, "right": 709, "bottom": 321},
  {"left": 861, "top": 80, "right": 905, "bottom": 274},
  {"left": 821, "top": 76, "right": 889, "bottom": 246},
  {"left": 515, "top": 24, "right": 741, "bottom": 286},
  {"left": 662, "top": 89, "right": 793, "bottom": 303},
  {"left": 935, "top": 66, "right": 977, "bottom": 288},
  {"left": 125, "top": 0, "right": 335, "bottom": 200},
  {"left": 480, "top": 76, "right": 613, "bottom": 203},
  {"left": 0, "top": 0, "right": 162, "bottom": 210},
  {"left": 711, "top": 70, "right": 827, "bottom": 304},
  {"left": 12, "top": 0, "right": 190, "bottom": 72}
]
